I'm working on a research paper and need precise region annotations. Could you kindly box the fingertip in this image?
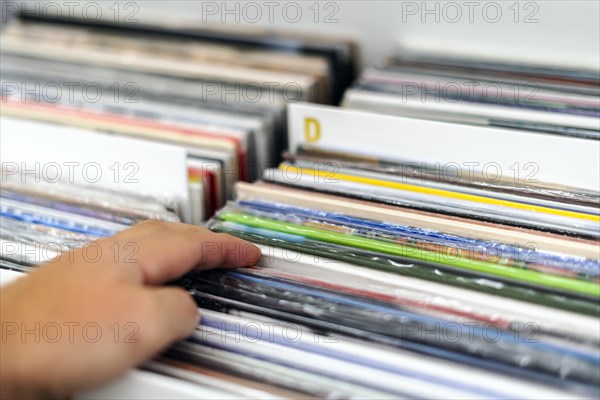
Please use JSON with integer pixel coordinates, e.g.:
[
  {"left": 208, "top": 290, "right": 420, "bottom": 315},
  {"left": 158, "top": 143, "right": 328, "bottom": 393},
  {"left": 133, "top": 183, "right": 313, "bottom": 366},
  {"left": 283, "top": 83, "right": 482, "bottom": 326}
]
[
  {"left": 195, "top": 232, "right": 262, "bottom": 269},
  {"left": 223, "top": 241, "right": 262, "bottom": 268},
  {"left": 247, "top": 243, "right": 262, "bottom": 265}
]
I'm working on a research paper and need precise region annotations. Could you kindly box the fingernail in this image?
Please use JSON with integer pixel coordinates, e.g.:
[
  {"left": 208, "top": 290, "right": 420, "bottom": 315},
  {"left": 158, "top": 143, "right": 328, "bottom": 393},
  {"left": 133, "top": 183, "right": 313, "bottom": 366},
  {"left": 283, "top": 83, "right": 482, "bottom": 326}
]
[{"left": 251, "top": 244, "right": 262, "bottom": 263}]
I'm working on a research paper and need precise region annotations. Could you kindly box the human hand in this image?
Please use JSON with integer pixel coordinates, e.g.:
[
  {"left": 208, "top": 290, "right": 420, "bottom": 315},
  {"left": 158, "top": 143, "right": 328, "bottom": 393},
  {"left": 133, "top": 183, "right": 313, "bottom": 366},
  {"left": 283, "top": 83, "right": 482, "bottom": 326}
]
[{"left": 0, "top": 220, "right": 261, "bottom": 399}]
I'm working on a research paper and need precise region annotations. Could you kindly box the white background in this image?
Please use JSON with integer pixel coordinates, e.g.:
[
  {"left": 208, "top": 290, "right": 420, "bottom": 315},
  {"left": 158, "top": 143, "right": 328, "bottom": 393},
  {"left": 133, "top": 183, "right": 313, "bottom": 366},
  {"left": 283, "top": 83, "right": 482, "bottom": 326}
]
[{"left": 136, "top": 0, "right": 600, "bottom": 70}]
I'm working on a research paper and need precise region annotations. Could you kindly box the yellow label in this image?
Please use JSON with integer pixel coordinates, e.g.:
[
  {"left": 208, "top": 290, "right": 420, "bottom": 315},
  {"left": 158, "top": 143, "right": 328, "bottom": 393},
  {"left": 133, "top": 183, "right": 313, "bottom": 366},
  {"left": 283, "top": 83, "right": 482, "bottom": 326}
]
[{"left": 304, "top": 117, "right": 321, "bottom": 143}]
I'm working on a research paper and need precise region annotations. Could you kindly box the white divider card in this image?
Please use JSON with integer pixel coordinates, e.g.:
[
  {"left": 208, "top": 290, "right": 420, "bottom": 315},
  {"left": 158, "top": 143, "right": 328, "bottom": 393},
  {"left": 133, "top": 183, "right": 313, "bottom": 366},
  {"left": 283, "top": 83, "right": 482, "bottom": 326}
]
[
  {"left": 0, "top": 117, "right": 191, "bottom": 222},
  {"left": 288, "top": 103, "right": 600, "bottom": 192}
]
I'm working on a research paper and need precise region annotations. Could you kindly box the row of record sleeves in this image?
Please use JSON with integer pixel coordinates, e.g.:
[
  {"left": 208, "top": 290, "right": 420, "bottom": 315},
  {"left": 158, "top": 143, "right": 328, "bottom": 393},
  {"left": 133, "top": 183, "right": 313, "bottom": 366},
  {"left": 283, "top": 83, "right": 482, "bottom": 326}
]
[
  {"left": 342, "top": 52, "right": 600, "bottom": 139},
  {"left": 2, "top": 102, "right": 600, "bottom": 398},
  {"left": 2, "top": 12, "right": 600, "bottom": 400},
  {"left": 185, "top": 83, "right": 599, "bottom": 397},
  {"left": 0, "top": 12, "right": 358, "bottom": 223}
]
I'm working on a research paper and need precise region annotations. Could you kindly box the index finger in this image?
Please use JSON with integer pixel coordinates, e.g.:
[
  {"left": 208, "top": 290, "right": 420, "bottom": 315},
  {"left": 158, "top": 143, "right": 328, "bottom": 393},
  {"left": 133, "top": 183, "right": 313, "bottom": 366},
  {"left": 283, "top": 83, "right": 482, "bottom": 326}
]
[{"left": 98, "top": 220, "right": 261, "bottom": 285}]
